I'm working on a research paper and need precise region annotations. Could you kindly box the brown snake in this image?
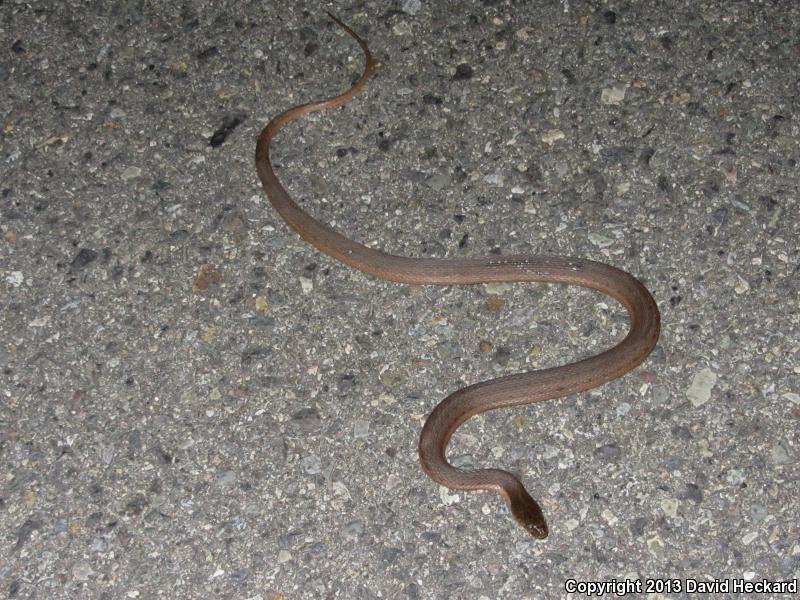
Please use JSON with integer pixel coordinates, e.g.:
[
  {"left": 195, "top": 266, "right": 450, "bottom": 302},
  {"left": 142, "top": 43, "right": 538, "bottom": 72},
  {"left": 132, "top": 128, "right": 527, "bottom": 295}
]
[{"left": 256, "top": 14, "right": 661, "bottom": 538}]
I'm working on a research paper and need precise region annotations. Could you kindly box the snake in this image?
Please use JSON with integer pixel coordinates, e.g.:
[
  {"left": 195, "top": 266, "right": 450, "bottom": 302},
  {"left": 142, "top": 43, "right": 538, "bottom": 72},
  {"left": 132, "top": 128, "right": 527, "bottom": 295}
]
[{"left": 256, "top": 13, "right": 661, "bottom": 538}]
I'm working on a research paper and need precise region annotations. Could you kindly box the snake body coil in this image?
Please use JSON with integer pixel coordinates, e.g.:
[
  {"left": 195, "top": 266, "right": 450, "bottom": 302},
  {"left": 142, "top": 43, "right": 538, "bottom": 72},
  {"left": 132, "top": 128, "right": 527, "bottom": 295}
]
[{"left": 256, "top": 14, "right": 660, "bottom": 538}]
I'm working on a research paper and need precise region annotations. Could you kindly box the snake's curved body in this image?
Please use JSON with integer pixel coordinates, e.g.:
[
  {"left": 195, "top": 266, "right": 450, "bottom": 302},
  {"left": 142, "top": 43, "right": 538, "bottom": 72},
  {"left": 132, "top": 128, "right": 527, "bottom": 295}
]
[{"left": 256, "top": 14, "right": 660, "bottom": 538}]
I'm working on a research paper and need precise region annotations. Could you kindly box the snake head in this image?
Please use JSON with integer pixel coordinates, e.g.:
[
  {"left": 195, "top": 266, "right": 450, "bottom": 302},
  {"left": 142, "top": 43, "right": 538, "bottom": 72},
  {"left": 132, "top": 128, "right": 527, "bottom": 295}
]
[
  {"left": 521, "top": 517, "right": 548, "bottom": 539},
  {"left": 508, "top": 487, "right": 549, "bottom": 539}
]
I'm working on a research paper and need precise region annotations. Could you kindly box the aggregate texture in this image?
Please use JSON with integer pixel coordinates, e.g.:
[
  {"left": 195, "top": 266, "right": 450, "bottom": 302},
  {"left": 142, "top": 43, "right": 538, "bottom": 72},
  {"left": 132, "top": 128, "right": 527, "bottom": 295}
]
[{"left": 1, "top": 1, "right": 798, "bottom": 598}]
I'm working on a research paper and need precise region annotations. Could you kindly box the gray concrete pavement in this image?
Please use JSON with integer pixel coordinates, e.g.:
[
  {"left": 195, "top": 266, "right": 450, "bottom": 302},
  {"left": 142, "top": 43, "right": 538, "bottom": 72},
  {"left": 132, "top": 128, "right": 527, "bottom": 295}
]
[{"left": 1, "top": 1, "right": 798, "bottom": 598}]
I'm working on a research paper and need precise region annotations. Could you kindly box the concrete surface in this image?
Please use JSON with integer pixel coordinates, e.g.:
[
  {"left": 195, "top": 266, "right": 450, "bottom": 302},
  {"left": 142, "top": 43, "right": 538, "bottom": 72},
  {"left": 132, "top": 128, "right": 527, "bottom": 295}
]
[{"left": 1, "top": 0, "right": 798, "bottom": 598}]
